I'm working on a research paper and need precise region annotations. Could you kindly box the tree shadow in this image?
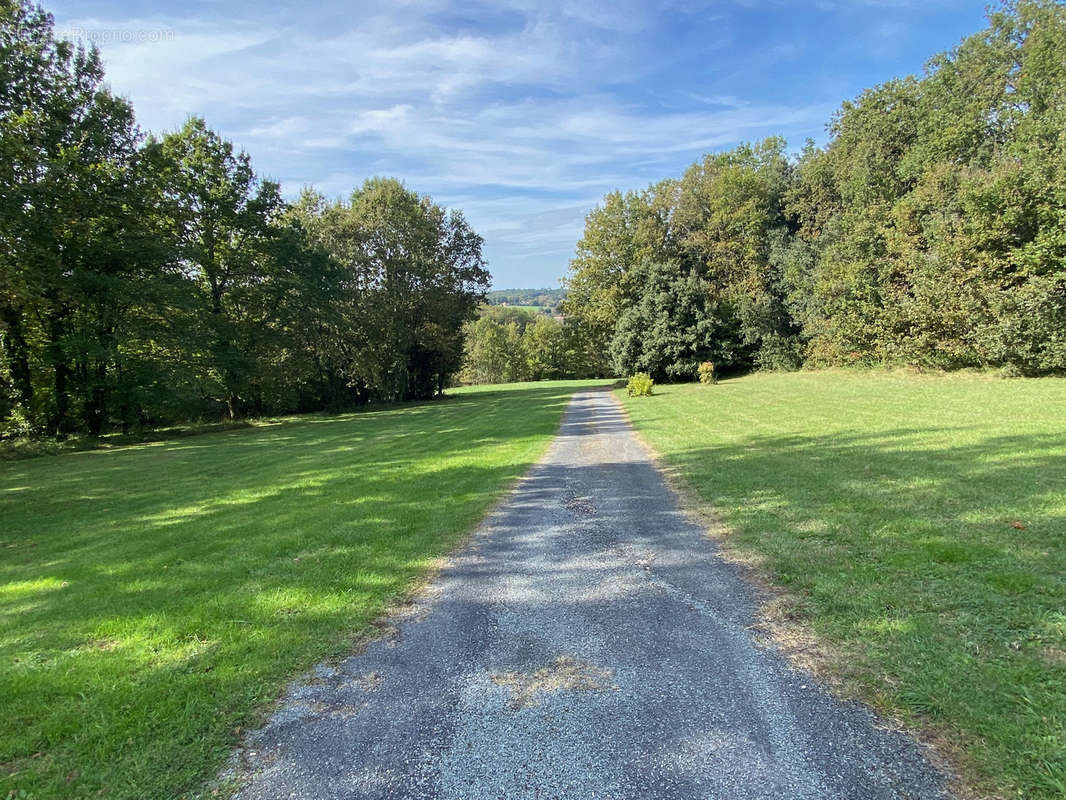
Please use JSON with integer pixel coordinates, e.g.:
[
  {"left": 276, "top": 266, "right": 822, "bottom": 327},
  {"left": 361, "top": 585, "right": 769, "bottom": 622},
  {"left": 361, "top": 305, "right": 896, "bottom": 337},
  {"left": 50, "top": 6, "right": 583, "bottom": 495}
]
[
  {"left": 230, "top": 420, "right": 956, "bottom": 800},
  {"left": 0, "top": 382, "right": 583, "bottom": 798},
  {"left": 646, "top": 425, "right": 1066, "bottom": 795}
]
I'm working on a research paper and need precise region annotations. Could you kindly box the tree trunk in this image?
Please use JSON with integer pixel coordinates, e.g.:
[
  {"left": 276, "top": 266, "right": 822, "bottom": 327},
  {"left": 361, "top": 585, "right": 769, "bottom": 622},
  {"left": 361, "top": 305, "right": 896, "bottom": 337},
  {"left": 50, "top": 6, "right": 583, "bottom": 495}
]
[
  {"left": 0, "top": 304, "right": 34, "bottom": 415},
  {"left": 48, "top": 314, "right": 72, "bottom": 436},
  {"left": 51, "top": 357, "right": 70, "bottom": 435},
  {"left": 84, "top": 360, "right": 108, "bottom": 436}
]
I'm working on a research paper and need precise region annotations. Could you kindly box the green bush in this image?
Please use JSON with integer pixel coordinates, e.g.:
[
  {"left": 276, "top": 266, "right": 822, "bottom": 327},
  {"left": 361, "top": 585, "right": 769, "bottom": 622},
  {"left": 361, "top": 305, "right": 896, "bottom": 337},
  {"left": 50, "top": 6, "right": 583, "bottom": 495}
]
[
  {"left": 627, "top": 373, "right": 654, "bottom": 397},
  {"left": 697, "top": 361, "right": 717, "bottom": 384}
]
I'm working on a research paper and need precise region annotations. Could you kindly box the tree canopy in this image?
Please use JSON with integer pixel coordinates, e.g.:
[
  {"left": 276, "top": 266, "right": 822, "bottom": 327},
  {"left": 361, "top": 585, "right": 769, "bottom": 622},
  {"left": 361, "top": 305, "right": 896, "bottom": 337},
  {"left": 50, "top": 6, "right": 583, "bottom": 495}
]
[
  {"left": 563, "top": 1, "right": 1066, "bottom": 380},
  {"left": 0, "top": 1, "right": 488, "bottom": 438}
]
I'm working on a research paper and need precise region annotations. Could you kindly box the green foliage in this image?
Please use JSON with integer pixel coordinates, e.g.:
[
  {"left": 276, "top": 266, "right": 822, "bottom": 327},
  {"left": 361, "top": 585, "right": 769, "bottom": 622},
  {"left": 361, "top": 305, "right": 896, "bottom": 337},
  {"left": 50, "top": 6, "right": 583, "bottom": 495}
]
[
  {"left": 610, "top": 260, "right": 740, "bottom": 380},
  {"left": 570, "top": 141, "right": 803, "bottom": 380},
  {"left": 0, "top": 0, "right": 149, "bottom": 436},
  {"left": 561, "top": 186, "right": 672, "bottom": 376},
  {"left": 479, "top": 304, "right": 541, "bottom": 331},
  {"left": 486, "top": 287, "right": 565, "bottom": 309},
  {"left": 459, "top": 315, "right": 527, "bottom": 384},
  {"left": 0, "top": 4, "right": 488, "bottom": 438},
  {"left": 986, "top": 274, "right": 1066, "bottom": 375},
  {"left": 523, "top": 315, "right": 569, "bottom": 380},
  {"left": 697, "top": 361, "right": 717, "bottom": 384},
  {"left": 564, "top": 1, "right": 1066, "bottom": 379},
  {"left": 300, "top": 177, "right": 489, "bottom": 402},
  {"left": 459, "top": 306, "right": 594, "bottom": 384},
  {"left": 626, "top": 372, "right": 654, "bottom": 396},
  {"left": 622, "top": 370, "right": 1066, "bottom": 800}
]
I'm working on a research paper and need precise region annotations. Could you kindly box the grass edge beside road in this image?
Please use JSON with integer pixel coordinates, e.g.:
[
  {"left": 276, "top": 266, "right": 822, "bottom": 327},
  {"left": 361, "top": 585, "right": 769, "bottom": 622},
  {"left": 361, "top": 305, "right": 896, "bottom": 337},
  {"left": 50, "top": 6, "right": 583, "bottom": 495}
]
[
  {"left": 0, "top": 380, "right": 606, "bottom": 800},
  {"left": 612, "top": 395, "right": 977, "bottom": 799},
  {"left": 616, "top": 371, "right": 1066, "bottom": 800}
]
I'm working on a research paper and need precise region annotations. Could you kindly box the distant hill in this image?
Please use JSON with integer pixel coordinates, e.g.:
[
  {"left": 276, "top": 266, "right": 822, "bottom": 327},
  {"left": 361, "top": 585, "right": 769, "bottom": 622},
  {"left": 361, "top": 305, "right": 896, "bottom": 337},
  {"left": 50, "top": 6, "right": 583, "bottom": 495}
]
[{"left": 486, "top": 288, "right": 566, "bottom": 308}]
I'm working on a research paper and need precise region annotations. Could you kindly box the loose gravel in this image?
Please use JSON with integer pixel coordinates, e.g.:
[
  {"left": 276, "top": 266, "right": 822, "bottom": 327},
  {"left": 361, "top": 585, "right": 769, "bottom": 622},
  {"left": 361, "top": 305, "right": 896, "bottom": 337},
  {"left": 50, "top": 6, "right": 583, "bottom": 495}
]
[{"left": 230, "top": 389, "right": 951, "bottom": 800}]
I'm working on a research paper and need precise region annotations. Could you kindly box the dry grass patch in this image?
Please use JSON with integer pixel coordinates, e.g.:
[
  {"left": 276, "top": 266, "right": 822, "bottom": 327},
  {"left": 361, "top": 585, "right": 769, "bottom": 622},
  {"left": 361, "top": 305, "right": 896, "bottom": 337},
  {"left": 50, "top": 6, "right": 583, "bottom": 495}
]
[{"left": 491, "top": 655, "right": 616, "bottom": 710}]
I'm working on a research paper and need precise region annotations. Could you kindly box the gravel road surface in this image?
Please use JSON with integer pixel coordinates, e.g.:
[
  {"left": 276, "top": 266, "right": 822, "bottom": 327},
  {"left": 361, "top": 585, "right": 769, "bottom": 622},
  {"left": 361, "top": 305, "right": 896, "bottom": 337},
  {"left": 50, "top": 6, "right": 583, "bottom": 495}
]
[{"left": 231, "top": 388, "right": 950, "bottom": 800}]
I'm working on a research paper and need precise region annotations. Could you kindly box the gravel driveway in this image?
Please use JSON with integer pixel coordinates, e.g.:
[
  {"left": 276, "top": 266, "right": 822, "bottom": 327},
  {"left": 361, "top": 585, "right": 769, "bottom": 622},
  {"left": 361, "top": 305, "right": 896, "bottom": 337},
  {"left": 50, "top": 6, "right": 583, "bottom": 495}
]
[{"left": 231, "top": 388, "right": 950, "bottom": 799}]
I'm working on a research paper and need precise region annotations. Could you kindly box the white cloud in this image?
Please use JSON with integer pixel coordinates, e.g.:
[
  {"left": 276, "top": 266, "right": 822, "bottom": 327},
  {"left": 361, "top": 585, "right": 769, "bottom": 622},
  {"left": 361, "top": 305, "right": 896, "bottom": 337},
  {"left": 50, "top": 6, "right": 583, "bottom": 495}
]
[
  {"left": 348, "top": 105, "right": 416, "bottom": 135},
  {"left": 46, "top": 0, "right": 952, "bottom": 286}
]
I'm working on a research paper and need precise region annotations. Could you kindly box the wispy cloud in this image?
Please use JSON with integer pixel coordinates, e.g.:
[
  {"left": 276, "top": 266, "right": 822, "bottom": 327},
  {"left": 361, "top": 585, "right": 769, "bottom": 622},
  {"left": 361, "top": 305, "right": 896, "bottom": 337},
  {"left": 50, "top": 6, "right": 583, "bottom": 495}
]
[{"left": 50, "top": 0, "right": 986, "bottom": 287}]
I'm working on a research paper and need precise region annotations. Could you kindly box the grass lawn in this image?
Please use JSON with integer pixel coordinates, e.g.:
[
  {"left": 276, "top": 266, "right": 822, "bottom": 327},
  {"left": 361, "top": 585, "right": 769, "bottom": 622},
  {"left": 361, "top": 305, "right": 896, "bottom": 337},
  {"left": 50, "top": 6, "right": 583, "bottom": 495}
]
[
  {"left": 0, "top": 380, "right": 603, "bottom": 799},
  {"left": 620, "top": 370, "right": 1066, "bottom": 799}
]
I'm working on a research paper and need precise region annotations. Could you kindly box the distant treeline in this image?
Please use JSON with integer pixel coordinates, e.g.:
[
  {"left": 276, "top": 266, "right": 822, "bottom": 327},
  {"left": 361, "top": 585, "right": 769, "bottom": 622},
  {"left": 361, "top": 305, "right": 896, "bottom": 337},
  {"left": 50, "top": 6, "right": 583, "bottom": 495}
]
[
  {"left": 564, "top": 1, "right": 1066, "bottom": 380},
  {"left": 0, "top": 2, "right": 488, "bottom": 438},
  {"left": 486, "top": 288, "right": 566, "bottom": 308},
  {"left": 459, "top": 305, "right": 597, "bottom": 384}
]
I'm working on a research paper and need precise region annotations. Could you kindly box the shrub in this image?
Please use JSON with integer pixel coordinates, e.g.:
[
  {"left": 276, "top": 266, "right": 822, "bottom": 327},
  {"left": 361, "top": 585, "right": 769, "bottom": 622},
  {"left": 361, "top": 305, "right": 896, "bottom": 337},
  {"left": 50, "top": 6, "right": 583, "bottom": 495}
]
[
  {"left": 697, "top": 361, "right": 717, "bottom": 384},
  {"left": 627, "top": 373, "right": 654, "bottom": 397}
]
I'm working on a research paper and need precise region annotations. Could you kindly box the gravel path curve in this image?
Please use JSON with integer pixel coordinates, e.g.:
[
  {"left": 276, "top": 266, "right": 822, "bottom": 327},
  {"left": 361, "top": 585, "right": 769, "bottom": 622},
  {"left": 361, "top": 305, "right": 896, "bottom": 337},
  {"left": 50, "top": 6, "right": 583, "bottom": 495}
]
[{"left": 231, "top": 388, "right": 950, "bottom": 800}]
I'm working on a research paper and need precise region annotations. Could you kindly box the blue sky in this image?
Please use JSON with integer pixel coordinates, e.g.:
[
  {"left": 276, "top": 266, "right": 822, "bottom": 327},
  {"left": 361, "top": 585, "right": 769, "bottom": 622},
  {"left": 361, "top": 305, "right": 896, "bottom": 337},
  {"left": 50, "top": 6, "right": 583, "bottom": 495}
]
[{"left": 50, "top": 0, "right": 989, "bottom": 289}]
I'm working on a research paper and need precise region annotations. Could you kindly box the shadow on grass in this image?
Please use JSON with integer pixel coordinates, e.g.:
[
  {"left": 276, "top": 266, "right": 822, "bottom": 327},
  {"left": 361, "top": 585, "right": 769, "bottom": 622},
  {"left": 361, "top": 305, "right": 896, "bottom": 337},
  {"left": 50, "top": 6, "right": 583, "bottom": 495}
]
[
  {"left": 648, "top": 426, "right": 1066, "bottom": 797},
  {"left": 228, "top": 396, "right": 954, "bottom": 800},
  {"left": 0, "top": 383, "right": 582, "bottom": 799},
  {"left": 5, "top": 383, "right": 1062, "bottom": 798}
]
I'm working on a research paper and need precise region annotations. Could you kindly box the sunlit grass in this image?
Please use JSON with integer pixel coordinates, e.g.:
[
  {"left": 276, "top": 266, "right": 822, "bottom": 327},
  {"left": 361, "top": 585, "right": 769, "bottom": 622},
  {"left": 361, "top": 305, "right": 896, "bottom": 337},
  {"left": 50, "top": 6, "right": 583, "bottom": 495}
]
[
  {"left": 0, "top": 380, "right": 605, "bottom": 799},
  {"left": 620, "top": 370, "right": 1066, "bottom": 799}
]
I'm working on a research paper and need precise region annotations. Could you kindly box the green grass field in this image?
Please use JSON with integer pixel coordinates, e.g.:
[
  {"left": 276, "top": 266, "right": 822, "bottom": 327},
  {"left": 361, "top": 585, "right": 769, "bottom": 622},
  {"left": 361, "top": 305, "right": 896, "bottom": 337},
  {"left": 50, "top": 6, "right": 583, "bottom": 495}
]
[
  {"left": 0, "top": 381, "right": 603, "bottom": 799},
  {"left": 620, "top": 370, "right": 1066, "bottom": 799},
  {"left": 493, "top": 304, "right": 552, "bottom": 314}
]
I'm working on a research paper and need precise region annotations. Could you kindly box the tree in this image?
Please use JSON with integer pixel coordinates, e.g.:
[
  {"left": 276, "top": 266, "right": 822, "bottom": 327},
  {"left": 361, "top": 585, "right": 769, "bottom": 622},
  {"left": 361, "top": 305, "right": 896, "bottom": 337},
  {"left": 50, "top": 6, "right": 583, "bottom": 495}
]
[
  {"left": 302, "top": 178, "right": 489, "bottom": 402},
  {"left": 673, "top": 138, "right": 800, "bottom": 369},
  {"left": 561, "top": 183, "right": 674, "bottom": 374},
  {"left": 610, "top": 260, "right": 739, "bottom": 380},
  {"left": 573, "top": 1, "right": 1066, "bottom": 379},
  {"left": 524, "top": 315, "right": 569, "bottom": 380},
  {"left": 149, "top": 117, "right": 285, "bottom": 418},
  {"left": 0, "top": 0, "right": 153, "bottom": 434},
  {"left": 460, "top": 316, "right": 526, "bottom": 384},
  {"left": 568, "top": 139, "right": 799, "bottom": 378}
]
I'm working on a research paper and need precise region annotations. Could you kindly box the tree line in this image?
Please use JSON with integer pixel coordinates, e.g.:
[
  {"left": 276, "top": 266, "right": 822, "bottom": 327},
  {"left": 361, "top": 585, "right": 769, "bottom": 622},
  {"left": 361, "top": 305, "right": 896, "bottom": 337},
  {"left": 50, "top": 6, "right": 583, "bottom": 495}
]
[
  {"left": 0, "top": 1, "right": 488, "bottom": 438},
  {"left": 485, "top": 288, "right": 566, "bottom": 309},
  {"left": 563, "top": 1, "right": 1066, "bottom": 381},
  {"left": 459, "top": 305, "right": 598, "bottom": 384}
]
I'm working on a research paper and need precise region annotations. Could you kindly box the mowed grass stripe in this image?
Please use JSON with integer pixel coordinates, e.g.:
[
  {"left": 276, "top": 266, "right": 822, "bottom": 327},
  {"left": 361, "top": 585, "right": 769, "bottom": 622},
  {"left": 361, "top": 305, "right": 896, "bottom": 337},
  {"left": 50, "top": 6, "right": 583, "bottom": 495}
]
[
  {"left": 0, "top": 381, "right": 604, "bottom": 799},
  {"left": 620, "top": 370, "right": 1066, "bottom": 800}
]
